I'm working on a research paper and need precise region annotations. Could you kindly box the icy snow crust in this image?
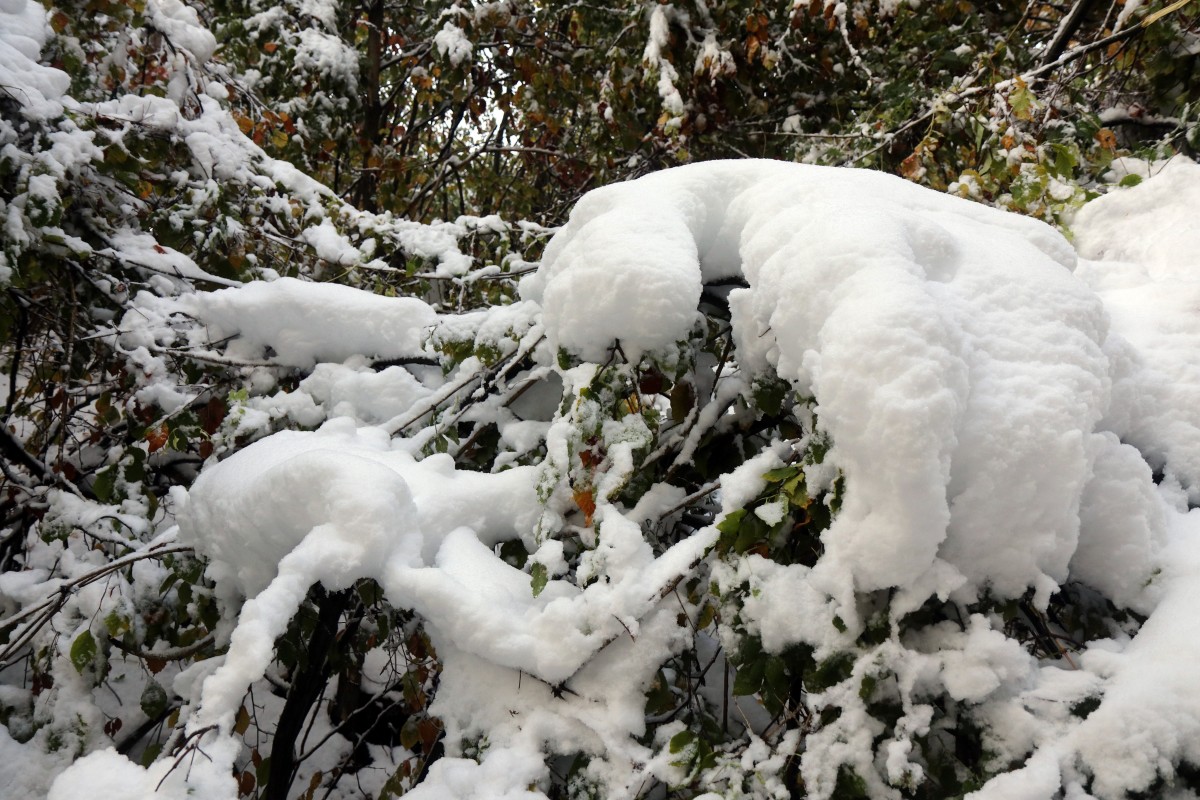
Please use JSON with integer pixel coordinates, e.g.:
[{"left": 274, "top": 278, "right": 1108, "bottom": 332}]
[{"left": 46, "top": 159, "right": 1200, "bottom": 799}]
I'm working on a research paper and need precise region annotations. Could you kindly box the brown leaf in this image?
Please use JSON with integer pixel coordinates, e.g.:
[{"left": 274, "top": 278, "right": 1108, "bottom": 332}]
[
  {"left": 199, "top": 396, "right": 226, "bottom": 434},
  {"left": 417, "top": 718, "right": 442, "bottom": 753},
  {"left": 234, "top": 705, "right": 251, "bottom": 735},
  {"left": 573, "top": 488, "right": 596, "bottom": 526},
  {"left": 579, "top": 448, "right": 602, "bottom": 469},
  {"left": 900, "top": 152, "right": 923, "bottom": 181},
  {"left": 146, "top": 423, "right": 169, "bottom": 453}
]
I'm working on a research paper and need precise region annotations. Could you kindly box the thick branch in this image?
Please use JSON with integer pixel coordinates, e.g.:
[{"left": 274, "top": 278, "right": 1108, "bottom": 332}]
[
  {"left": 265, "top": 586, "right": 351, "bottom": 800},
  {"left": 1039, "top": 0, "right": 1098, "bottom": 68}
]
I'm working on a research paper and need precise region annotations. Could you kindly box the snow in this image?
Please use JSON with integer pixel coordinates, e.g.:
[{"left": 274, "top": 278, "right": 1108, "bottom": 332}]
[
  {"left": 104, "top": 157, "right": 1189, "bottom": 799},
  {"left": 1074, "top": 158, "right": 1200, "bottom": 504},
  {"left": 6, "top": 0, "right": 1200, "bottom": 792},
  {"left": 51, "top": 155, "right": 1200, "bottom": 798},
  {"left": 1114, "top": 0, "right": 1145, "bottom": 30},
  {"left": 121, "top": 276, "right": 438, "bottom": 369},
  {"left": 145, "top": 0, "right": 217, "bottom": 63},
  {"left": 530, "top": 160, "right": 1141, "bottom": 612},
  {"left": 1070, "top": 508, "right": 1200, "bottom": 797},
  {"left": 294, "top": 28, "right": 359, "bottom": 88},
  {"left": 0, "top": 0, "right": 68, "bottom": 120},
  {"left": 434, "top": 23, "right": 473, "bottom": 66},
  {"left": 642, "top": 4, "right": 686, "bottom": 117}
]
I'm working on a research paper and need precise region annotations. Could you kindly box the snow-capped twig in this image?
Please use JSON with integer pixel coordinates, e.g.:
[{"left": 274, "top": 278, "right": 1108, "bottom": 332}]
[{"left": 0, "top": 542, "right": 195, "bottom": 667}]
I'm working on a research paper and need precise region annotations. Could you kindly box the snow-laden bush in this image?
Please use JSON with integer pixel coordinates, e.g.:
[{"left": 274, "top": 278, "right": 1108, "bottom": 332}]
[
  {"left": 18, "top": 158, "right": 1199, "bottom": 800},
  {"left": 5, "top": 0, "right": 1200, "bottom": 797}
]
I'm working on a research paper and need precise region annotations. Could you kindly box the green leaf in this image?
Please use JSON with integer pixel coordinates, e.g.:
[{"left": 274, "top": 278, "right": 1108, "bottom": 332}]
[
  {"left": 716, "top": 508, "right": 747, "bottom": 552},
  {"left": 752, "top": 377, "right": 788, "bottom": 416},
  {"left": 400, "top": 717, "right": 420, "bottom": 750},
  {"left": 92, "top": 466, "right": 116, "bottom": 503},
  {"left": 1051, "top": 143, "right": 1076, "bottom": 179},
  {"left": 500, "top": 538, "right": 529, "bottom": 568},
  {"left": 530, "top": 562, "right": 548, "bottom": 597},
  {"left": 668, "top": 729, "right": 694, "bottom": 754},
  {"left": 645, "top": 671, "right": 675, "bottom": 715},
  {"left": 733, "top": 513, "right": 768, "bottom": 554},
  {"left": 356, "top": 580, "right": 382, "bottom": 606},
  {"left": 103, "top": 610, "right": 129, "bottom": 638},
  {"left": 834, "top": 765, "right": 870, "bottom": 798},
  {"left": 1070, "top": 695, "right": 1102, "bottom": 718},
  {"left": 140, "top": 742, "right": 162, "bottom": 767},
  {"left": 762, "top": 466, "right": 800, "bottom": 483},
  {"left": 1010, "top": 82, "right": 1035, "bottom": 120},
  {"left": 764, "top": 655, "right": 790, "bottom": 706},
  {"left": 123, "top": 448, "right": 146, "bottom": 483},
  {"left": 785, "top": 474, "right": 809, "bottom": 508},
  {"left": 716, "top": 509, "right": 746, "bottom": 535},
  {"left": 70, "top": 630, "right": 97, "bottom": 674},
  {"left": 669, "top": 381, "right": 695, "bottom": 423},
  {"left": 140, "top": 679, "right": 169, "bottom": 719},
  {"left": 255, "top": 755, "right": 272, "bottom": 788},
  {"left": 234, "top": 705, "right": 251, "bottom": 735},
  {"left": 1118, "top": 173, "right": 1144, "bottom": 188},
  {"left": 732, "top": 658, "right": 765, "bottom": 696},
  {"left": 809, "top": 652, "right": 855, "bottom": 692}
]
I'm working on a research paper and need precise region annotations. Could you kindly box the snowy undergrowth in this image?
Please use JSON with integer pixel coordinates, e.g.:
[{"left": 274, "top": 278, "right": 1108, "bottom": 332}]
[
  {"left": 6, "top": 0, "right": 1200, "bottom": 795},
  {"left": 35, "top": 158, "right": 1200, "bottom": 799}
]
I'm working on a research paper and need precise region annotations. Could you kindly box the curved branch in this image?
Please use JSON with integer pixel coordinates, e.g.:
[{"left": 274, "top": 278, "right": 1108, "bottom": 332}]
[{"left": 109, "top": 631, "right": 216, "bottom": 662}]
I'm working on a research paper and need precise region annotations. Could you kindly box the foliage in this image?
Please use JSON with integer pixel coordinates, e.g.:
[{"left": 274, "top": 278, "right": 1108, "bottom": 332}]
[
  {"left": 206, "top": 0, "right": 1200, "bottom": 225},
  {"left": 1, "top": 0, "right": 1199, "bottom": 799}
]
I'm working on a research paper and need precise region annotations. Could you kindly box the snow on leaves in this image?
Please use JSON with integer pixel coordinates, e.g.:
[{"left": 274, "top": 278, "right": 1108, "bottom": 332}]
[
  {"left": 4, "top": 0, "right": 1200, "bottom": 797},
  {"left": 34, "top": 159, "right": 1200, "bottom": 799}
]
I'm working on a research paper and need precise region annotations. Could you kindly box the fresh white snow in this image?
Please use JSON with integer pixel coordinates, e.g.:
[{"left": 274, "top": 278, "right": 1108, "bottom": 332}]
[
  {"left": 4, "top": 0, "right": 1200, "bottom": 795},
  {"left": 59, "top": 156, "right": 1198, "bottom": 799}
]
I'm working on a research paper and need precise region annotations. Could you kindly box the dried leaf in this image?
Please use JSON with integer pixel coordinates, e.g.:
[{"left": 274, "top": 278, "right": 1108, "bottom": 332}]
[
  {"left": 572, "top": 488, "right": 596, "bottom": 526},
  {"left": 146, "top": 423, "right": 169, "bottom": 453},
  {"left": 238, "top": 770, "right": 256, "bottom": 796}
]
